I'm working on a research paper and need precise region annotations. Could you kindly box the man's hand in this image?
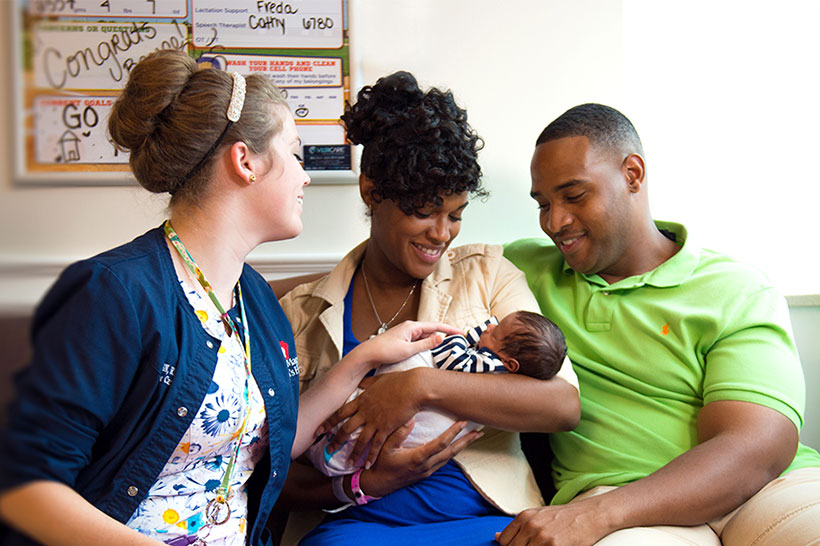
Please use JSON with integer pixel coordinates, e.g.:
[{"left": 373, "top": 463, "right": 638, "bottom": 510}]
[
  {"left": 495, "top": 496, "right": 614, "bottom": 546},
  {"left": 497, "top": 400, "right": 799, "bottom": 545}
]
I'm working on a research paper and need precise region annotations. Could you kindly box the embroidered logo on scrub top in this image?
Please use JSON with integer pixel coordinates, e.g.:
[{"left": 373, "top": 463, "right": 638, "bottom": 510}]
[
  {"left": 160, "top": 363, "right": 176, "bottom": 385},
  {"left": 280, "top": 341, "right": 300, "bottom": 377}
]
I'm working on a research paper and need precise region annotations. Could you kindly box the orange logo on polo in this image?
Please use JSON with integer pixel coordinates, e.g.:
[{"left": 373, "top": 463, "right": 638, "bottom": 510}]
[{"left": 661, "top": 324, "right": 670, "bottom": 336}]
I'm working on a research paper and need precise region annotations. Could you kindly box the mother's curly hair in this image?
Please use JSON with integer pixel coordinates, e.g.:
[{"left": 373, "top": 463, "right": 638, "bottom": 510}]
[{"left": 341, "top": 71, "right": 487, "bottom": 215}]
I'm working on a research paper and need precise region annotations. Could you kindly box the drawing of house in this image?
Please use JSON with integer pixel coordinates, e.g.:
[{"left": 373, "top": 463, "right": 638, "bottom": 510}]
[{"left": 59, "top": 130, "right": 80, "bottom": 162}]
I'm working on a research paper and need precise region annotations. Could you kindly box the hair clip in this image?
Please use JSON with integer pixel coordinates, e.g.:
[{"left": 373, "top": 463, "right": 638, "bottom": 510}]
[{"left": 227, "top": 72, "right": 246, "bottom": 122}]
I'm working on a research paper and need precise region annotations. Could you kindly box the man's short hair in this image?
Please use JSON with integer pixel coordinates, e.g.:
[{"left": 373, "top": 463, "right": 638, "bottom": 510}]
[{"left": 535, "top": 103, "right": 644, "bottom": 158}]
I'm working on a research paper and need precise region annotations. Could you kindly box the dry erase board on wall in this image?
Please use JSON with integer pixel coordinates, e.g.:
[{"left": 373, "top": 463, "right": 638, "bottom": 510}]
[{"left": 14, "top": 0, "right": 356, "bottom": 185}]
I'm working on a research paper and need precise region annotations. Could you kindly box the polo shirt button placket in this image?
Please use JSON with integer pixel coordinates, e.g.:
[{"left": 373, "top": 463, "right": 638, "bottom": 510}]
[{"left": 586, "top": 288, "right": 616, "bottom": 331}]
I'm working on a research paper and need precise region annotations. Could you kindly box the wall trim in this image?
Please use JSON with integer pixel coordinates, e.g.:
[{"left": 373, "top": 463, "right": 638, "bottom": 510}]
[
  {"left": 787, "top": 294, "right": 820, "bottom": 307},
  {"left": 0, "top": 255, "right": 342, "bottom": 277},
  {"left": 0, "top": 259, "right": 68, "bottom": 278},
  {"left": 0, "top": 254, "right": 341, "bottom": 313},
  {"left": 247, "top": 255, "right": 340, "bottom": 277},
  {"left": 3, "top": 257, "right": 819, "bottom": 312}
]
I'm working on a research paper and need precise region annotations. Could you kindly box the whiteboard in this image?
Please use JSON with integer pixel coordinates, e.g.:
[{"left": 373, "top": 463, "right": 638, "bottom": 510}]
[{"left": 14, "top": 0, "right": 357, "bottom": 186}]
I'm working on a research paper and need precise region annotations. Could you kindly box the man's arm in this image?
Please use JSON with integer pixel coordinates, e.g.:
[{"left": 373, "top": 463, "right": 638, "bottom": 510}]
[{"left": 496, "top": 400, "right": 798, "bottom": 546}]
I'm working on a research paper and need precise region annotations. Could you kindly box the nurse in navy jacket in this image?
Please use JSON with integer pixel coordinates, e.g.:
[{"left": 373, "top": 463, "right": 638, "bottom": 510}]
[{"left": 0, "top": 49, "right": 457, "bottom": 546}]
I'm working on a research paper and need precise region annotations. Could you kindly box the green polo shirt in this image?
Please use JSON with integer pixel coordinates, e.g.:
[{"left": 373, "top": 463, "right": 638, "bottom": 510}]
[{"left": 505, "top": 221, "right": 820, "bottom": 505}]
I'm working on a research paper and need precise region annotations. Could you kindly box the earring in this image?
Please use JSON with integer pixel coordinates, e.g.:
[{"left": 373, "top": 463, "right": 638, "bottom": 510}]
[{"left": 249, "top": 173, "right": 256, "bottom": 183}]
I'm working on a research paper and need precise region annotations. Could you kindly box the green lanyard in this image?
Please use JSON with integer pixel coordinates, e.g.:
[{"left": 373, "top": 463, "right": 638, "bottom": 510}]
[{"left": 164, "top": 221, "right": 252, "bottom": 512}]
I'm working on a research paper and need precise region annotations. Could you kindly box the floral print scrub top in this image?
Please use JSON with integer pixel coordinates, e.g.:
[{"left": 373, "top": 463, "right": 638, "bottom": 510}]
[{"left": 126, "top": 278, "right": 268, "bottom": 545}]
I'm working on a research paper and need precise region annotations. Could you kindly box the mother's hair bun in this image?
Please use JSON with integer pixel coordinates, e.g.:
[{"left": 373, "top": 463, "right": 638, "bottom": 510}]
[{"left": 342, "top": 70, "right": 424, "bottom": 146}]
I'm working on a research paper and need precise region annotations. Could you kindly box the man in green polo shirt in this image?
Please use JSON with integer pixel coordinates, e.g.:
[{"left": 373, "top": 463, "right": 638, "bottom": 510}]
[{"left": 500, "top": 103, "right": 820, "bottom": 545}]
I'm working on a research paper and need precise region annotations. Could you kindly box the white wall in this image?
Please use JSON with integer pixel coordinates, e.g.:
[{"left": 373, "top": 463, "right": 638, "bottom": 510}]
[
  {"left": 792, "top": 306, "right": 820, "bottom": 450},
  {"left": 348, "top": 0, "right": 627, "bottom": 253},
  {"left": 1, "top": 0, "right": 629, "bottom": 309},
  {"left": 0, "top": 0, "right": 817, "bottom": 447},
  {"left": 3, "top": 1, "right": 819, "bottom": 303},
  {"left": 623, "top": 0, "right": 820, "bottom": 298}
]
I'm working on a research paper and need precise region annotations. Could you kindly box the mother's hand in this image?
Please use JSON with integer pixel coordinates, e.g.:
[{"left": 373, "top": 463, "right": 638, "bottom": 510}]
[
  {"left": 359, "top": 419, "right": 483, "bottom": 498},
  {"left": 320, "top": 367, "right": 432, "bottom": 468}
]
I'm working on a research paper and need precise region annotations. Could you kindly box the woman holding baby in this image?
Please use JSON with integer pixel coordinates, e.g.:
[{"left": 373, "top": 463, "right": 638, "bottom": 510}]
[{"left": 275, "top": 71, "right": 580, "bottom": 545}]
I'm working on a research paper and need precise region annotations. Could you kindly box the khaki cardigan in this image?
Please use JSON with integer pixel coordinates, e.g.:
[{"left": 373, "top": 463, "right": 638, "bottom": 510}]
[{"left": 278, "top": 240, "right": 578, "bottom": 544}]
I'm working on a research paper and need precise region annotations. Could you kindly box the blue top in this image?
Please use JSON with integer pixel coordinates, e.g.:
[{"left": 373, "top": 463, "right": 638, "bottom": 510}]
[
  {"left": 299, "top": 279, "right": 508, "bottom": 546},
  {"left": 0, "top": 226, "right": 300, "bottom": 546},
  {"left": 342, "top": 280, "right": 359, "bottom": 357}
]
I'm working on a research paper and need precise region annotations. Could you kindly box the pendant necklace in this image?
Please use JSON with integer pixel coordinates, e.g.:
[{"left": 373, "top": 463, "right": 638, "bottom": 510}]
[{"left": 361, "top": 263, "right": 418, "bottom": 335}]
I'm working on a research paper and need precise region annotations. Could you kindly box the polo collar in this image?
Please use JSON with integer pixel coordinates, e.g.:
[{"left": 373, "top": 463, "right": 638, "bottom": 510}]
[{"left": 563, "top": 221, "right": 700, "bottom": 290}]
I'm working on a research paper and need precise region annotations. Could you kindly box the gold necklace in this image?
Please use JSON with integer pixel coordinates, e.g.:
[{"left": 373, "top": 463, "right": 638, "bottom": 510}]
[{"left": 361, "top": 264, "right": 418, "bottom": 335}]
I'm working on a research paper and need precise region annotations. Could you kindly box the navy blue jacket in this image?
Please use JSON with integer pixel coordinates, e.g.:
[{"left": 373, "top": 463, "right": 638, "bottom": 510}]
[{"left": 0, "top": 227, "right": 300, "bottom": 545}]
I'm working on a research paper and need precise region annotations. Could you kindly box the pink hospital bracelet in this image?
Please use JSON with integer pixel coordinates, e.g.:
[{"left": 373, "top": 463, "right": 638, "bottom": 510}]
[{"left": 350, "top": 468, "right": 381, "bottom": 505}]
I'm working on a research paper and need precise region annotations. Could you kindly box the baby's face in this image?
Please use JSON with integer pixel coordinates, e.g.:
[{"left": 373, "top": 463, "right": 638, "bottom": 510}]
[{"left": 477, "top": 315, "right": 520, "bottom": 356}]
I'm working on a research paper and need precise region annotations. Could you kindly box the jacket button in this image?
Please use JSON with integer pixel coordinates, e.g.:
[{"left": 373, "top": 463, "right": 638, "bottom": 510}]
[
  {"left": 206, "top": 341, "right": 214, "bottom": 349},
  {"left": 127, "top": 486, "right": 139, "bottom": 497},
  {"left": 177, "top": 407, "right": 188, "bottom": 417},
  {"left": 268, "top": 388, "right": 275, "bottom": 397}
]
